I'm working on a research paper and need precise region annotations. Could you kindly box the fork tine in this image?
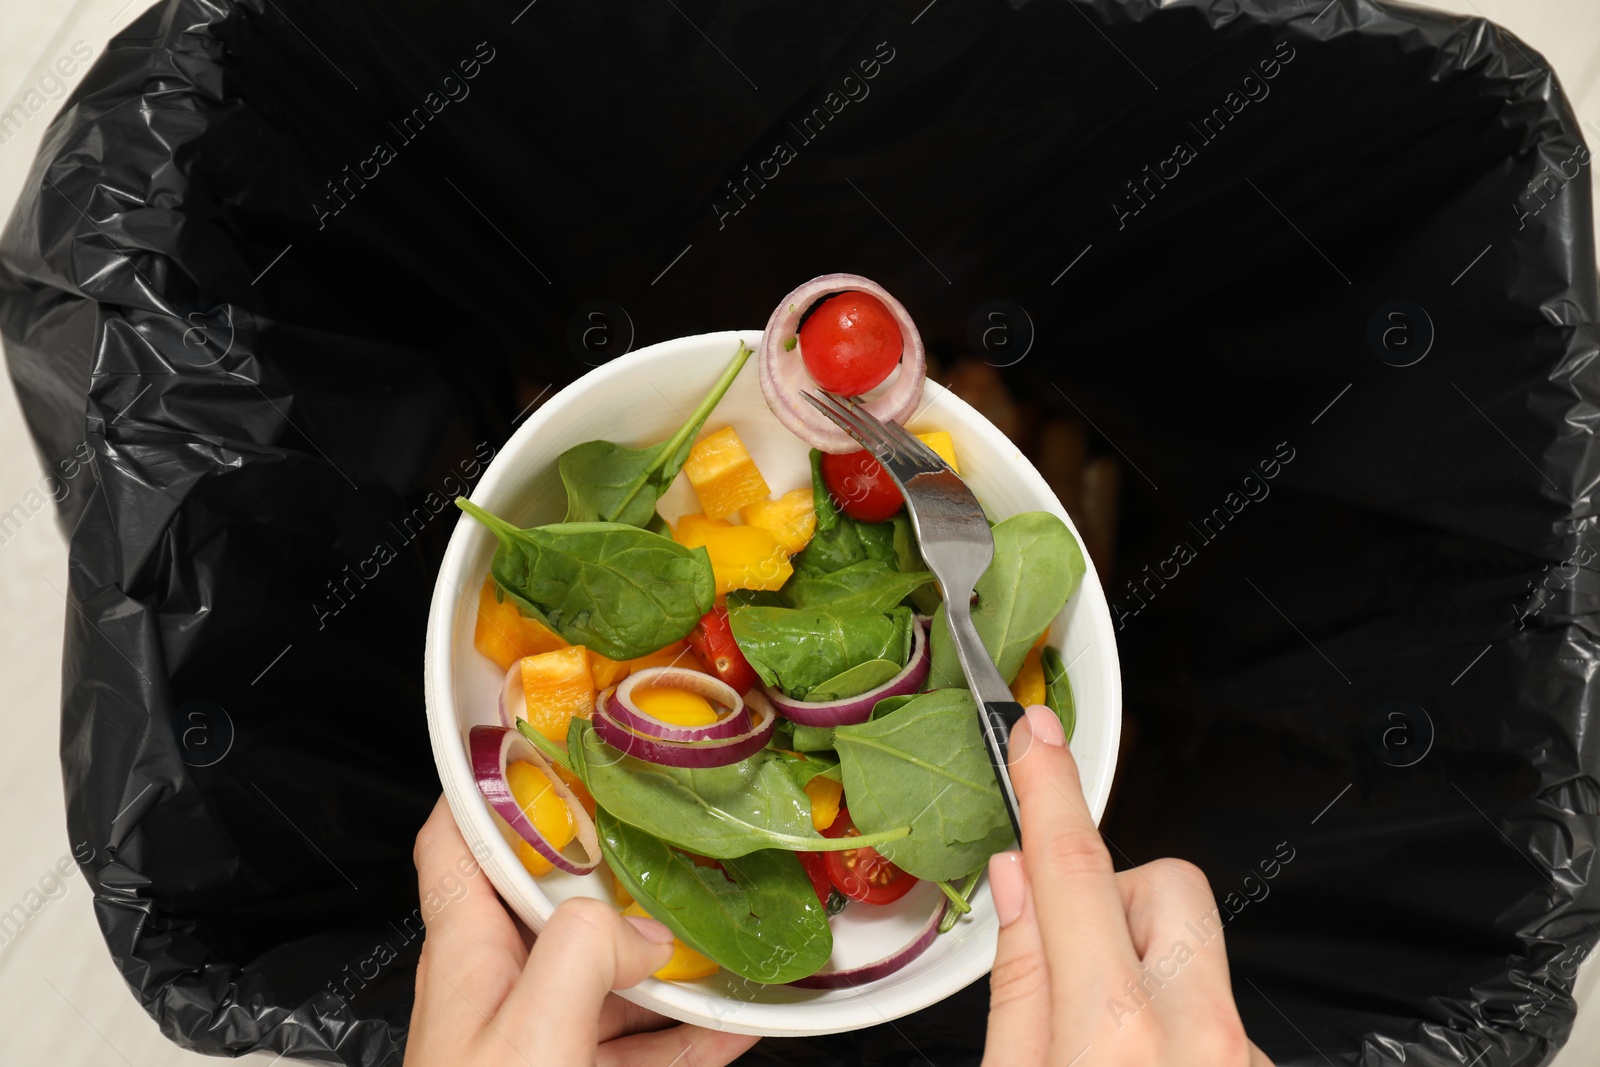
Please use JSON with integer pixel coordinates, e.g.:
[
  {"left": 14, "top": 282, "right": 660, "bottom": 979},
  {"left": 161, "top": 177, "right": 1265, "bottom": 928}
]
[
  {"left": 849, "top": 398, "right": 947, "bottom": 469},
  {"left": 804, "top": 391, "right": 899, "bottom": 460},
  {"left": 833, "top": 393, "right": 949, "bottom": 471}
]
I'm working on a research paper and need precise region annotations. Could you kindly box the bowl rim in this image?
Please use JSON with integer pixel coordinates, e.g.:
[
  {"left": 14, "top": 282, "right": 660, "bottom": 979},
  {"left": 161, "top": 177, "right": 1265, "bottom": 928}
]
[{"left": 424, "top": 328, "right": 1122, "bottom": 1036}]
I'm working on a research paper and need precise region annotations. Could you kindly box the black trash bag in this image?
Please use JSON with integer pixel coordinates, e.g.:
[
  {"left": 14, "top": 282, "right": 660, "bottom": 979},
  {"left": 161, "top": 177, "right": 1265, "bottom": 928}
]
[{"left": 2, "top": 0, "right": 1596, "bottom": 1064}]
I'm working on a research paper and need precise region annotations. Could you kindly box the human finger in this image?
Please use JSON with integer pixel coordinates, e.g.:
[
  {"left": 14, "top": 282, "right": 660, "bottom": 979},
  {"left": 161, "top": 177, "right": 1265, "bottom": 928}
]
[
  {"left": 979, "top": 850, "right": 1053, "bottom": 1067},
  {"left": 1112, "top": 858, "right": 1248, "bottom": 1059},
  {"left": 598, "top": 1022, "right": 761, "bottom": 1067},
  {"left": 495, "top": 897, "right": 674, "bottom": 1058},
  {"left": 1007, "top": 705, "right": 1140, "bottom": 1001},
  {"left": 408, "top": 796, "right": 527, "bottom": 1060}
]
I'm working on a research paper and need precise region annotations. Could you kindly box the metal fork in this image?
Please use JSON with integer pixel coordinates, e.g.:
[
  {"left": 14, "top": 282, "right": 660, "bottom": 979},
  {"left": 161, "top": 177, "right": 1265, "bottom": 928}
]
[{"left": 804, "top": 391, "right": 1025, "bottom": 843}]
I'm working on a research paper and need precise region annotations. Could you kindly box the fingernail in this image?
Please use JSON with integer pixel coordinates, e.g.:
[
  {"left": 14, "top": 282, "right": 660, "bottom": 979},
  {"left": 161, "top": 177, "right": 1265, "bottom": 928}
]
[
  {"left": 625, "top": 915, "right": 677, "bottom": 945},
  {"left": 1024, "top": 703, "right": 1065, "bottom": 748},
  {"left": 989, "top": 851, "right": 1026, "bottom": 927}
]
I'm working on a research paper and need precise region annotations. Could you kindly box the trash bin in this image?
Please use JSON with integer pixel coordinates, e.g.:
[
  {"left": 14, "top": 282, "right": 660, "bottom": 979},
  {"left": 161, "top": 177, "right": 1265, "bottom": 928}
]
[{"left": 1, "top": 0, "right": 1595, "bottom": 1064}]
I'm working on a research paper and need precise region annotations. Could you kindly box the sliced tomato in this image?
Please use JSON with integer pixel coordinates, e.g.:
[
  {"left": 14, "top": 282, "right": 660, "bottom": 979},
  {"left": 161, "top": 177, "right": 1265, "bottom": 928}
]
[
  {"left": 798, "top": 291, "right": 902, "bottom": 395},
  {"left": 822, "top": 809, "right": 917, "bottom": 905},
  {"left": 686, "top": 606, "right": 759, "bottom": 693},
  {"left": 819, "top": 449, "right": 904, "bottom": 523}
]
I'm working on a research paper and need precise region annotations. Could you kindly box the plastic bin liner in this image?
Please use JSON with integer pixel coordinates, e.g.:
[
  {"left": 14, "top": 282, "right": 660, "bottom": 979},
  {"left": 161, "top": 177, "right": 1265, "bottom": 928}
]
[{"left": 2, "top": 0, "right": 1596, "bottom": 1064}]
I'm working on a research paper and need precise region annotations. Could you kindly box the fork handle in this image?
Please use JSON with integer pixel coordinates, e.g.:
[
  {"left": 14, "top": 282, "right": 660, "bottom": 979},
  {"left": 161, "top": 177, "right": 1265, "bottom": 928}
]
[{"left": 979, "top": 700, "right": 1026, "bottom": 845}]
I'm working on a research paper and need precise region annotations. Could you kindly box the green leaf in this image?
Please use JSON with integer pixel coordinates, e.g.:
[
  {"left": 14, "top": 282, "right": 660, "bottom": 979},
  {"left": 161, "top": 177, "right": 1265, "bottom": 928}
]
[
  {"left": 729, "top": 605, "right": 913, "bottom": 698},
  {"left": 771, "top": 749, "right": 842, "bottom": 788},
  {"left": 835, "top": 689, "right": 1014, "bottom": 881},
  {"left": 927, "top": 512, "right": 1085, "bottom": 688},
  {"left": 805, "top": 658, "right": 903, "bottom": 701},
  {"left": 792, "top": 451, "right": 899, "bottom": 576},
  {"left": 1042, "top": 645, "right": 1076, "bottom": 741},
  {"left": 869, "top": 693, "right": 921, "bottom": 720},
  {"left": 456, "top": 503, "right": 714, "bottom": 660},
  {"left": 784, "top": 559, "right": 936, "bottom": 615},
  {"left": 790, "top": 724, "right": 837, "bottom": 753},
  {"left": 557, "top": 341, "right": 752, "bottom": 526},
  {"left": 599, "top": 813, "right": 832, "bottom": 983},
  {"left": 725, "top": 589, "right": 785, "bottom": 609},
  {"left": 567, "top": 719, "right": 907, "bottom": 857}
]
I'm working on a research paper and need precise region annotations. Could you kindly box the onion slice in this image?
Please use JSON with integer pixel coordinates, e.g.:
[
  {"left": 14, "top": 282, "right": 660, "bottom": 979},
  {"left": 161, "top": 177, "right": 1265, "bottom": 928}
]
[
  {"left": 759, "top": 273, "right": 926, "bottom": 453},
  {"left": 470, "top": 725, "right": 600, "bottom": 875},
  {"left": 764, "top": 617, "right": 930, "bottom": 728},
  {"left": 593, "top": 686, "right": 777, "bottom": 768},
  {"left": 789, "top": 891, "right": 948, "bottom": 989},
  {"left": 607, "top": 667, "right": 751, "bottom": 741},
  {"left": 499, "top": 660, "right": 526, "bottom": 729}
]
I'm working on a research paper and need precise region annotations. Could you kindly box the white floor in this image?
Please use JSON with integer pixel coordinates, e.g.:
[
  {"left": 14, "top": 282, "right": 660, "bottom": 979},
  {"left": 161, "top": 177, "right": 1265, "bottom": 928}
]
[{"left": 1, "top": 1, "right": 1596, "bottom": 1065}]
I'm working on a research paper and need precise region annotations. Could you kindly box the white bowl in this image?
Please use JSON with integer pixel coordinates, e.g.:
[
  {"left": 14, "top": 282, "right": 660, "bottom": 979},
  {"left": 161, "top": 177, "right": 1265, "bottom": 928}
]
[{"left": 423, "top": 329, "right": 1122, "bottom": 1037}]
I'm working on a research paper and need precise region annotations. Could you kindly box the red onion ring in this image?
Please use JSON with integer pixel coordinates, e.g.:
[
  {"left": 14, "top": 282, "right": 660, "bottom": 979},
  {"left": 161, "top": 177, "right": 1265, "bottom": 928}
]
[
  {"left": 606, "top": 667, "right": 751, "bottom": 741},
  {"left": 764, "top": 617, "right": 930, "bottom": 727},
  {"left": 592, "top": 687, "right": 777, "bottom": 768},
  {"left": 759, "top": 274, "right": 926, "bottom": 453},
  {"left": 498, "top": 661, "right": 520, "bottom": 728},
  {"left": 469, "top": 725, "right": 600, "bottom": 875},
  {"left": 789, "top": 892, "right": 948, "bottom": 988}
]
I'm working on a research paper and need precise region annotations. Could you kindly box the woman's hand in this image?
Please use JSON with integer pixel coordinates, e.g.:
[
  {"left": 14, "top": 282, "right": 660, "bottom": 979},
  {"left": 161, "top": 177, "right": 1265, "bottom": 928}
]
[
  {"left": 982, "top": 706, "right": 1273, "bottom": 1067},
  {"left": 404, "top": 795, "right": 760, "bottom": 1067}
]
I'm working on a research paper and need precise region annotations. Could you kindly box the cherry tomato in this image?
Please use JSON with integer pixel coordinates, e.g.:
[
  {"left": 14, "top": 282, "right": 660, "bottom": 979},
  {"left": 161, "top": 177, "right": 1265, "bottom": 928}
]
[
  {"left": 686, "top": 607, "right": 759, "bottom": 693},
  {"left": 820, "top": 449, "right": 903, "bottom": 523},
  {"left": 823, "top": 809, "right": 917, "bottom": 905},
  {"left": 797, "top": 798, "right": 853, "bottom": 905},
  {"left": 797, "top": 851, "right": 834, "bottom": 906},
  {"left": 798, "top": 291, "right": 903, "bottom": 395}
]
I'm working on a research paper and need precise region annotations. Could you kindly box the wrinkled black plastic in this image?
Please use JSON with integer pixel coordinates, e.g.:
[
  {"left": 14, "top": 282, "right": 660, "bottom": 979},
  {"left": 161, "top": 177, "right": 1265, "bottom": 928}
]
[{"left": 2, "top": 0, "right": 1596, "bottom": 1064}]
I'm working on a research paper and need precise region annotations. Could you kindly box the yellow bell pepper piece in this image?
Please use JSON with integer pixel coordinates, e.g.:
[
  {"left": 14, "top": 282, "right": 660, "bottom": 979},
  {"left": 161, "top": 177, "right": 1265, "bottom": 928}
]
[
  {"left": 632, "top": 684, "right": 721, "bottom": 727},
  {"left": 916, "top": 430, "right": 959, "bottom": 473},
  {"left": 804, "top": 775, "right": 843, "bottom": 832},
  {"left": 673, "top": 513, "right": 793, "bottom": 596},
  {"left": 518, "top": 646, "right": 597, "bottom": 743},
  {"left": 589, "top": 639, "right": 705, "bottom": 690},
  {"left": 683, "top": 426, "right": 772, "bottom": 519},
  {"left": 623, "top": 902, "right": 720, "bottom": 980},
  {"left": 1010, "top": 644, "right": 1046, "bottom": 707},
  {"left": 611, "top": 868, "right": 635, "bottom": 908},
  {"left": 472, "top": 579, "right": 569, "bottom": 671},
  {"left": 739, "top": 488, "right": 817, "bottom": 555},
  {"left": 506, "top": 760, "right": 577, "bottom": 878}
]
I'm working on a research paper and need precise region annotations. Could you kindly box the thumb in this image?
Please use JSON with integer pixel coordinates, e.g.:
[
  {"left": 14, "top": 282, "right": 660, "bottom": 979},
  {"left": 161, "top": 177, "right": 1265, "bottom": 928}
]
[
  {"left": 495, "top": 897, "right": 675, "bottom": 1060},
  {"left": 981, "top": 851, "right": 1053, "bottom": 1067}
]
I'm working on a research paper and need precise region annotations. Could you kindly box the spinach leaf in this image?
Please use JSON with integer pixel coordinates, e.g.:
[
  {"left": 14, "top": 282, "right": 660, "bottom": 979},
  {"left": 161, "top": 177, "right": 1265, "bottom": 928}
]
[
  {"left": 771, "top": 749, "right": 842, "bottom": 788},
  {"left": 927, "top": 511, "right": 1085, "bottom": 688},
  {"left": 870, "top": 693, "right": 921, "bottom": 720},
  {"left": 599, "top": 813, "right": 832, "bottom": 983},
  {"left": 730, "top": 605, "right": 913, "bottom": 698},
  {"left": 725, "top": 588, "right": 785, "bottom": 610},
  {"left": 792, "top": 450, "right": 898, "bottom": 576},
  {"left": 834, "top": 689, "right": 1014, "bottom": 881},
  {"left": 790, "top": 724, "right": 837, "bottom": 753},
  {"left": 805, "top": 659, "right": 903, "bottom": 701},
  {"left": 1042, "top": 645, "right": 1076, "bottom": 741},
  {"left": 558, "top": 341, "right": 752, "bottom": 527},
  {"left": 457, "top": 502, "right": 714, "bottom": 660},
  {"left": 784, "top": 559, "right": 935, "bottom": 615},
  {"left": 568, "top": 719, "right": 907, "bottom": 857}
]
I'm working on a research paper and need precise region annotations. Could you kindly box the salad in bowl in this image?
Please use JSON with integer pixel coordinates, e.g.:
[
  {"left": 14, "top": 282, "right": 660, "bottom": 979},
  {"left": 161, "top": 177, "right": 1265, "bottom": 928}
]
[{"left": 424, "top": 274, "right": 1121, "bottom": 1036}]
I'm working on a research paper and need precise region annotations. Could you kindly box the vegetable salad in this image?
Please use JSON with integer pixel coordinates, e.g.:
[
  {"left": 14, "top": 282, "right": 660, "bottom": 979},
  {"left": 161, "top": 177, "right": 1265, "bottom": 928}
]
[{"left": 460, "top": 274, "right": 1084, "bottom": 988}]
